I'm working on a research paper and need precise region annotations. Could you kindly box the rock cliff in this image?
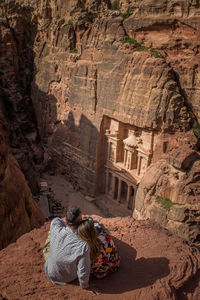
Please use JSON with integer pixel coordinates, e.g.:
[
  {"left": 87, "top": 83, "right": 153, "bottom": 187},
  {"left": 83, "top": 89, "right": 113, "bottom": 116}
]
[
  {"left": 0, "top": 216, "right": 200, "bottom": 299},
  {"left": 0, "top": 0, "right": 200, "bottom": 242},
  {"left": 0, "top": 110, "right": 45, "bottom": 250},
  {"left": 134, "top": 131, "right": 200, "bottom": 242},
  {"left": 0, "top": 3, "right": 44, "bottom": 192}
]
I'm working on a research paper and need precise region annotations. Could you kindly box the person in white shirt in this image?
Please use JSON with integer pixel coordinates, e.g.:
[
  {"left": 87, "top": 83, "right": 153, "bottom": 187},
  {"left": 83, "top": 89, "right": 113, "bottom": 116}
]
[{"left": 44, "top": 206, "right": 90, "bottom": 289}]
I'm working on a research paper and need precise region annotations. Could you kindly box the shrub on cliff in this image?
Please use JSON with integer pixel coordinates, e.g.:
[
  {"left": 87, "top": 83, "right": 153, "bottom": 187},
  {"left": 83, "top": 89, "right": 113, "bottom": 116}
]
[
  {"left": 191, "top": 121, "right": 200, "bottom": 139},
  {"left": 156, "top": 196, "right": 174, "bottom": 211},
  {"left": 70, "top": 48, "right": 78, "bottom": 53},
  {"left": 150, "top": 49, "right": 162, "bottom": 58},
  {"left": 121, "top": 9, "right": 131, "bottom": 21},
  {"left": 122, "top": 36, "right": 148, "bottom": 51}
]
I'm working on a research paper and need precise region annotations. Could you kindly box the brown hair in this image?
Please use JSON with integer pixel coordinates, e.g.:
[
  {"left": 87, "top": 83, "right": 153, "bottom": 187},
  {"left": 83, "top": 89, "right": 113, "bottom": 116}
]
[{"left": 78, "top": 219, "right": 100, "bottom": 261}]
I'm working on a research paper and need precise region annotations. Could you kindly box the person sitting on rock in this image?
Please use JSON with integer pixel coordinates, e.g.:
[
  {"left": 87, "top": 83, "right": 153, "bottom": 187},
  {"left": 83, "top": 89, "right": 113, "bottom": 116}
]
[
  {"left": 44, "top": 206, "right": 90, "bottom": 289},
  {"left": 78, "top": 218, "right": 120, "bottom": 279}
]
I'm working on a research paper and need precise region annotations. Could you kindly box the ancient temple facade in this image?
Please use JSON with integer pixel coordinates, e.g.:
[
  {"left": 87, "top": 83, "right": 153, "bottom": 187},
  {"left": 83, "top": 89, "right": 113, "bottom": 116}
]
[{"left": 104, "top": 118, "right": 154, "bottom": 212}]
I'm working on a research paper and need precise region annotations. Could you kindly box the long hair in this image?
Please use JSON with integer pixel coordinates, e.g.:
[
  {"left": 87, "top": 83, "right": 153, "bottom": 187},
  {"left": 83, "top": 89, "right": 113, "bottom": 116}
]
[{"left": 78, "top": 219, "right": 100, "bottom": 261}]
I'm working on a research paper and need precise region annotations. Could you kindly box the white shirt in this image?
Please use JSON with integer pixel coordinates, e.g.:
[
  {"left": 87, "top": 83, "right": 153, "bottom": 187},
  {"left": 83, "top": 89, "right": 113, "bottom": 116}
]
[{"left": 44, "top": 218, "right": 90, "bottom": 288}]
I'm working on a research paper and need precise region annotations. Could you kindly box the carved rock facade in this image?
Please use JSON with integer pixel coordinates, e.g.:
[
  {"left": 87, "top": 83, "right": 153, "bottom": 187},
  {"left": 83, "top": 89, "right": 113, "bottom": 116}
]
[{"left": 104, "top": 117, "right": 154, "bottom": 211}]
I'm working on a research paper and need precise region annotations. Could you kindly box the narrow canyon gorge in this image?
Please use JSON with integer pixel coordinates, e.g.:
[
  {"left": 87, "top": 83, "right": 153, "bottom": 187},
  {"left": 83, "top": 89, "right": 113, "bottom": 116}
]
[{"left": 0, "top": 0, "right": 200, "bottom": 299}]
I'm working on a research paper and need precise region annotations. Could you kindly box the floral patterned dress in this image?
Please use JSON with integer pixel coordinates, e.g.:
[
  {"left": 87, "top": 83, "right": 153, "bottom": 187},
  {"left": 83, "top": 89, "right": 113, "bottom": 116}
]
[{"left": 90, "top": 228, "right": 120, "bottom": 279}]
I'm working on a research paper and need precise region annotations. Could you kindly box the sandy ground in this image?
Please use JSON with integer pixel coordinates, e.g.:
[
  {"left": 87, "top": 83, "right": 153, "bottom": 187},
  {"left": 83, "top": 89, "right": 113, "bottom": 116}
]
[{"left": 41, "top": 174, "right": 132, "bottom": 218}]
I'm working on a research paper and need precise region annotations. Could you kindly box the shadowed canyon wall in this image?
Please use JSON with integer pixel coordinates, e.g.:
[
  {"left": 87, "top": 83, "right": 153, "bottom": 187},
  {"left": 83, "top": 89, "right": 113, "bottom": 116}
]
[
  {"left": 0, "top": 1, "right": 44, "bottom": 192},
  {"left": 0, "top": 109, "right": 45, "bottom": 250},
  {"left": 0, "top": 2, "right": 46, "bottom": 249},
  {"left": 0, "top": 0, "right": 200, "bottom": 242}
]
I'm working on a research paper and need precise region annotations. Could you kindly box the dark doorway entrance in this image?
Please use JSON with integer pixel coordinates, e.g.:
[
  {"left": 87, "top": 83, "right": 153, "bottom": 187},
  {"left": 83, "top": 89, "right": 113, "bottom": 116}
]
[
  {"left": 120, "top": 181, "right": 127, "bottom": 204},
  {"left": 128, "top": 186, "right": 135, "bottom": 210},
  {"left": 114, "top": 177, "right": 119, "bottom": 200}
]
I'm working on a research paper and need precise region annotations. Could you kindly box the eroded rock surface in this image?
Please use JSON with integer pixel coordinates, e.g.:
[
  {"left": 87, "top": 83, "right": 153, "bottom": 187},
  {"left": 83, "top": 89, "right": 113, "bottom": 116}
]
[
  {"left": 0, "top": 4, "right": 44, "bottom": 192},
  {"left": 0, "top": 216, "right": 200, "bottom": 299},
  {"left": 0, "top": 112, "right": 45, "bottom": 250},
  {"left": 1, "top": 0, "right": 199, "bottom": 192},
  {"left": 134, "top": 131, "right": 200, "bottom": 242}
]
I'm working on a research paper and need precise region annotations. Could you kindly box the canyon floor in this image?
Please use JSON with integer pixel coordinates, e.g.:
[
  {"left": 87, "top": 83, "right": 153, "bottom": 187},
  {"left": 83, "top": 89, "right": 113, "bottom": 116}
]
[
  {"left": 0, "top": 175, "right": 200, "bottom": 300},
  {"left": 39, "top": 173, "right": 133, "bottom": 218}
]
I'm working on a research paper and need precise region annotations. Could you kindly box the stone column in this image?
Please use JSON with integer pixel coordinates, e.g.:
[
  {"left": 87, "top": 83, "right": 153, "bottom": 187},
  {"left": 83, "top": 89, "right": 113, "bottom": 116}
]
[
  {"left": 108, "top": 142, "right": 111, "bottom": 160},
  {"left": 111, "top": 175, "right": 115, "bottom": 199},
  {"left": 105, "top": 170, "right": 109, "bottom": 194},
  {"left": 117, "top": 178, "right": 122, "bottom": 202},
  {"left": 126, "top": 185, "right": 131, "bottom": 209},
  {"left": 130, "top": 152, "right": 133, "bottom": 170},
  {"left": 124, "top": 149, "right": 127, "bottom": 167},
  {"left": 114, "top": 145, "right": 117, "bottom": 163},
  {"left": 137, "top": 154, "right": 141, "bottom": 176}
]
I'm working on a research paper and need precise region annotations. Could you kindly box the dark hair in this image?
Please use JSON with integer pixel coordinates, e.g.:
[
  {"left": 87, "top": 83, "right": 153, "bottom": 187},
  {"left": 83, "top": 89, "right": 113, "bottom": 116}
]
[{"left": 66, "top": 206, "right": 81, "bottom": 228}]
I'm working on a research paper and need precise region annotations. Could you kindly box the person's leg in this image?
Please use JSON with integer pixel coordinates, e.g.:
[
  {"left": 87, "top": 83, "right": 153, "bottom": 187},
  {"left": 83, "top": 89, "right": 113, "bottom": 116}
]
[{"left": 43, "top": 230, "right": 51, "bottom": 261}]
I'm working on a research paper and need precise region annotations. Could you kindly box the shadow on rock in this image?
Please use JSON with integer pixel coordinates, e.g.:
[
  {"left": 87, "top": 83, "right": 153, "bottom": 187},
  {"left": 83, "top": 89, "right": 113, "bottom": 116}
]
[{"left": 90, "top": 237, "right": 170, "bottom": 294}]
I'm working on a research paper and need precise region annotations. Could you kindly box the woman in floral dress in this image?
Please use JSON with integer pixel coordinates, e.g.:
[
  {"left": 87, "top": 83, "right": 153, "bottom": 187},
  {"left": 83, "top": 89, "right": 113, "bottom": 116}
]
[{"left": 78, "top": 218, "right": 120, "bottom": 279}]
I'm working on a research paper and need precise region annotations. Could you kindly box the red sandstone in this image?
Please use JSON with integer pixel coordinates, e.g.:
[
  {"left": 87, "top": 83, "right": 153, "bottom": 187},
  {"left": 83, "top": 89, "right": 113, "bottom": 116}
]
[{"left": 0, "top": 216, "right": 200, "bottom": 300}]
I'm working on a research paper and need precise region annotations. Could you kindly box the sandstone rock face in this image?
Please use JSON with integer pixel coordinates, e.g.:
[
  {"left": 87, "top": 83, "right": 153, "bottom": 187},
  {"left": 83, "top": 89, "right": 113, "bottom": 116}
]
[
  {"left": 0, "top": 0, "right": 200, "bottom": 241},
  {"left": 0, "top": 6, "right": 44, "bottom": 192},
  {"left": 29, "top": 0, "right": 198, "bottom": 194},
  {"left": 0, "top": 216, "right": 200, "bottom": 299},
  {"left": 0, "top": 113, "right": 45, "bottom": 250},
  {"left": 133, "top": 132, "right": 200, "bottom": 242}
]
